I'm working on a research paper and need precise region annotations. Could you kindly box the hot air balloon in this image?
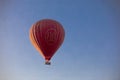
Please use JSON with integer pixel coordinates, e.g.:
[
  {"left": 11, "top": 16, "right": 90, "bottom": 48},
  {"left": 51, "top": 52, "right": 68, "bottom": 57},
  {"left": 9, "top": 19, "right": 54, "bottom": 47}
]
[{"left": 29, "top": 19, "right": 65, "bottom": 65}]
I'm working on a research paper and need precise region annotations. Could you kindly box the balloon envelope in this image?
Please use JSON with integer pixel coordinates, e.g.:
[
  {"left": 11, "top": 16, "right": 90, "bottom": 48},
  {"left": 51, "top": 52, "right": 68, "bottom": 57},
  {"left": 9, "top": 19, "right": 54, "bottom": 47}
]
[{"left": 29, "top": 19, "right": 65, "bottom": 64}]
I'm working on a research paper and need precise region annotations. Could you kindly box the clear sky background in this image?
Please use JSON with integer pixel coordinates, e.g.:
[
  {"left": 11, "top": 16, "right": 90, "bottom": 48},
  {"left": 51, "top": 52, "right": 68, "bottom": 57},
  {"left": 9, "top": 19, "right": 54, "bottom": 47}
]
[{"left": 0, "top": 0, "right": 120, "bottom": 80}]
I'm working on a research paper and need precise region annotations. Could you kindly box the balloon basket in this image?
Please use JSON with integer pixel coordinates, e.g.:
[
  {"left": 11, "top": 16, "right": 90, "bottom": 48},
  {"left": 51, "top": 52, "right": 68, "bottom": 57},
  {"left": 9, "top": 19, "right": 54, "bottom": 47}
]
[{"left": 45, "top": 60, "right": 51, "bottom": 65}]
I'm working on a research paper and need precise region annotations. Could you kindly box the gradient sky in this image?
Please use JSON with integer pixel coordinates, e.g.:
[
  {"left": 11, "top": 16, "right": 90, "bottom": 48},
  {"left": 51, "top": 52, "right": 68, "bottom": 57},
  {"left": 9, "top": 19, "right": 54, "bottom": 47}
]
[{"left": 0, "top": 0, "right": 120, "bottom": 80}]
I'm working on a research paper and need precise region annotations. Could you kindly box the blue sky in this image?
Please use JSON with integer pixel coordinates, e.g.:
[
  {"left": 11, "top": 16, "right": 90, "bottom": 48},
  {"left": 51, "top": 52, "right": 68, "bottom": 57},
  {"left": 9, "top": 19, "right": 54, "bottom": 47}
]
[{"left": 0, "top": 0, "right": 120, "bottom": 80}]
